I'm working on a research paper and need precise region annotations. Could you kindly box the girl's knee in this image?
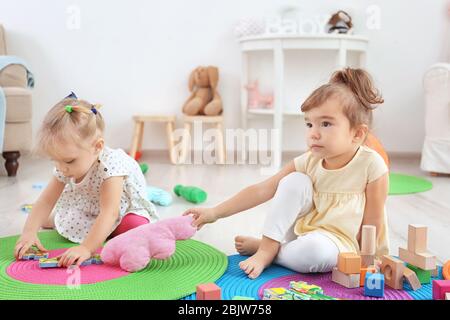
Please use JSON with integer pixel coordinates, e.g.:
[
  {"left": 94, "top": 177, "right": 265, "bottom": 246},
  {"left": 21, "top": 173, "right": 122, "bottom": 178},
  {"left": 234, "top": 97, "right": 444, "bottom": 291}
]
[
  {"left": 278, "top": 172, "right": 312, "bottom": 194},
  {"left": 111, "top": 213, "right": 149, "bottom": 238},
  {"left": 276, "top": 234, "right": 338, "bottom": 273}
]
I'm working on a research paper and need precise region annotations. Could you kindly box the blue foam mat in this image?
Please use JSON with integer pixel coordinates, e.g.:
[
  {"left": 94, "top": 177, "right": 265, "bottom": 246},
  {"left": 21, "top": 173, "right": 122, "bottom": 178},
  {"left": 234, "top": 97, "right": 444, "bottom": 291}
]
[{"left": 182, "top": 254, "right": 297, "bottom": 300}]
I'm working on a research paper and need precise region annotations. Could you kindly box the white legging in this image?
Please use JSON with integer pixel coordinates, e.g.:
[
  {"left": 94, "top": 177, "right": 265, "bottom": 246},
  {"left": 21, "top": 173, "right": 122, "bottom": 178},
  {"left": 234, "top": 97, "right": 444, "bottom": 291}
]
[{"left": 262, "top": 172, "right": 339, "bottom": 273}]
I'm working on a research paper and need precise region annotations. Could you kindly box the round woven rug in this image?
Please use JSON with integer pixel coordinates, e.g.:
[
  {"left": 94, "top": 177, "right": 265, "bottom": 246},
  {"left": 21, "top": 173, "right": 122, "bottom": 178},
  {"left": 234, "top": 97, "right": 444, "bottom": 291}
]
[
  {"left": 183, "top": 254, "right": 298, "bottom": 300},
  {"left": 389, "top": 173, "right": 433, "bottom": 195},
  {"left": 0, "top": 231, "right": 228, "bottom": 300},
  {"left": 258, "top": 274, "right": 413, "bottom": 300},
  {"left": 7, "top": 248, "right": 129, "bottom": 285}
]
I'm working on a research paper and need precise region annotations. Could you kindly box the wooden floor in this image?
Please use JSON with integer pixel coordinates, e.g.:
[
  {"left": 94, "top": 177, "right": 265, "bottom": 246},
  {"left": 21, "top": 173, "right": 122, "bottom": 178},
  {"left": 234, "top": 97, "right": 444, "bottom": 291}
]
[{"left": 1, "top": 151, "right": 449, "bottom": 264}]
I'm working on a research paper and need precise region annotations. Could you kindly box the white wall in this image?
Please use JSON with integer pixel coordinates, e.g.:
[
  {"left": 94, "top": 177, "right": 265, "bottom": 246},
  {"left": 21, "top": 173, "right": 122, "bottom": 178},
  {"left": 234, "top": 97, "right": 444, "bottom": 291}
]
[{"left": 1, "top": 0, "right": 448, "bottom": 153}]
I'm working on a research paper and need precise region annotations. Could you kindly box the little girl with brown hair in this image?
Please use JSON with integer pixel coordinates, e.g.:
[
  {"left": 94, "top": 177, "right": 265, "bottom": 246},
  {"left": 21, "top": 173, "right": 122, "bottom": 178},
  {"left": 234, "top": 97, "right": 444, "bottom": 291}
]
[
  {"left": 184, "top": 68, "right": 390, "bottom": 279},
  {"left": 14, "top": 93, "right": 159, "bottom": 267}
]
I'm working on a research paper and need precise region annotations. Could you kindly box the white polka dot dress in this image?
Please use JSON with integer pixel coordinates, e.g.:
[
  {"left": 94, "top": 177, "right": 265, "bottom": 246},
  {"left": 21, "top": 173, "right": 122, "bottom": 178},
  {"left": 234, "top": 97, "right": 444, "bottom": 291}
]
[{"left": 52, "top": 146, "right": 159, "bottom": 243}]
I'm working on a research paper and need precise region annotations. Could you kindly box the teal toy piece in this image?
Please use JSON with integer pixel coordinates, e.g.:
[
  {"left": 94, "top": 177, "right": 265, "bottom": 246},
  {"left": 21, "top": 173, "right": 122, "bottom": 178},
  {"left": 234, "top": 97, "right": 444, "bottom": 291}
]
[{"left": 147, "top": 186, "right": 173, "bottom": 206}]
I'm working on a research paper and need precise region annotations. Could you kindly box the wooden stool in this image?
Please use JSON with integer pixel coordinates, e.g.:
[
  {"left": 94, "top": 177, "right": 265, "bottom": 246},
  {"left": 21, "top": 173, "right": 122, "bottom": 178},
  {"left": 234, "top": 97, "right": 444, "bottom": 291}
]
[
  {"left": 130, "top": 115, "right": 177, "bottom": 164},
  {"left": 179, "top": 115, "right": 226, "bottom": 164}
]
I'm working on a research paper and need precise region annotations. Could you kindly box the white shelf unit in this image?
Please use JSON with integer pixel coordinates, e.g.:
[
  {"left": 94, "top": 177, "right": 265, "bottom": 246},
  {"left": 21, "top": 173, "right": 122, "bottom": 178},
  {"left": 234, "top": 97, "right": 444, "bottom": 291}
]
[{"left": 239, "top": 34, "right": 369, "bottom": 168}]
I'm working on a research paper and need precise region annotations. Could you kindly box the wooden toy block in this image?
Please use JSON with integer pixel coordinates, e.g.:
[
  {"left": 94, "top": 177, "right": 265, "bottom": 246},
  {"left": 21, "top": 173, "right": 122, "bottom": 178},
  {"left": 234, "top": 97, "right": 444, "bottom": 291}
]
[
  {"left": 403, "top": 267, "right": 422, "bottom": 291},
  {"left": 361, "top": 254, "right": 375, "bottom": 268},
  {"left": 406, "top": 263, "right": 431, "bottom": 284},
  {"left": 432, "top": 280, "right": 450, "bottom": 300},
  {"left": 443, "top": 260, "right": 450, "bottom": 280},
  {"left": 380, "top": 255, "right": 405, "bottom": 290},
  {"left": 364, "top": 273, "right": 385, "bottom": 298},
  {"left": 431, "top": 266, "right": 439, "bottom": 278},
  {"left": 337, "top": 252, "right": 361, "bottom": 274},
  {"left": 398, "top": 247, "right": 436, "bottom": 271},
  {"left": 196, "top": 283, "right": 221, "bottom": 300},
  {"left": 373, "top": 258, "right": 382, "bottom": 272},
  {"left": 332, "top": 267, "right": 360, "bottom": 288},
  {"left": 360, "top": 266, "right": 376, "bottom": 287},
  {"left": 361, "top": 225, "right": 376, "bottom": 255},
  {"left": 407, "top": 224, "right": 427, "bottom": 254}
]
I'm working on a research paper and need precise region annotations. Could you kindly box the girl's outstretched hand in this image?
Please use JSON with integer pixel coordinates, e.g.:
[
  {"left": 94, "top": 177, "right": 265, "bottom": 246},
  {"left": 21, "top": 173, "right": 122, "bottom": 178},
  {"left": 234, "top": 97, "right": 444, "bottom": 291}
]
[
  {"left": 14, "top": 233, "right": 48, "bottom": 260},
  {"left": 182, "top": 207, "right": 218, "bottom": 230},
  {"left": 57, "top": 245, "right": 92, "bottom": 268}
]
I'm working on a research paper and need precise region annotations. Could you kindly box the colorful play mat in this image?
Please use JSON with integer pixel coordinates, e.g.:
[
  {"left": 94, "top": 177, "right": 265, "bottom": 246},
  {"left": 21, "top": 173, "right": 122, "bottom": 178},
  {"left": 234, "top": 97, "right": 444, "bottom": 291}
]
[
  {"left": 0, "top": 232, "right": 443, "bottom": 300},
  {"left": 0, "top": 231, "right": 228, "bottom": 300},
  {"left": 184, "top": 255, "right": 443, "bottom": 300},
  {"left": 389, "top": 173, "right": 433, "bottom": 195}
]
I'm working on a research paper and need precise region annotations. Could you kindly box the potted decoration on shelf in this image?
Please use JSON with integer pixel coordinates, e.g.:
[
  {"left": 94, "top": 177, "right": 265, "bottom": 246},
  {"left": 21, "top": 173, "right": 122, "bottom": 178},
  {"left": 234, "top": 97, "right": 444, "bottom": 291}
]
[
  {"left": 245, "top": 80, "right": 274, "bottom": 109},
  {"left": 326, "top": 10, "right": 354, "bottom": 34}
]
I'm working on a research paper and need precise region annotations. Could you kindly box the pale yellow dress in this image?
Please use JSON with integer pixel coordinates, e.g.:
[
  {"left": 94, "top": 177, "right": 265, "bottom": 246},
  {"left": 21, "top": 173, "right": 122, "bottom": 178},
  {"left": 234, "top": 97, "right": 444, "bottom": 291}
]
[{"left": 293, "top": 145, "right": 390, "bottom": 257}]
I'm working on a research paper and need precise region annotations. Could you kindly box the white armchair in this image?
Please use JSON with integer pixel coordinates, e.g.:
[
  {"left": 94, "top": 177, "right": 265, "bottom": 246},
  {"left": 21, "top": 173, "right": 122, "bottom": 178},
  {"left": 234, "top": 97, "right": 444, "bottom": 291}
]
[{"left": 421, "top": 63, "right": 450, "bottom": 174}]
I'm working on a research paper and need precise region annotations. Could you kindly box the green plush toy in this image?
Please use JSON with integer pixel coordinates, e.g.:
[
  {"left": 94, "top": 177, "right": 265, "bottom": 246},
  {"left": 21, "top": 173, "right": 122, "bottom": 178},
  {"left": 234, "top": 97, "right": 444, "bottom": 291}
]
[{"left": 173, "top": 184, "right": 207, "bottom": 204}]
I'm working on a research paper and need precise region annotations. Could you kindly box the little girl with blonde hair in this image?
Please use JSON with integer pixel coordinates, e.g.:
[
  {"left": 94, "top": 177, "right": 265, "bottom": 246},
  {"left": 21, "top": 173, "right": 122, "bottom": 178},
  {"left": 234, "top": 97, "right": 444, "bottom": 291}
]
[
  {"left": 14, "top": 93, "right": 158, "bottom": 267},
  {"left": 185, "top": 68, "right": 390, "bottom": 279}
]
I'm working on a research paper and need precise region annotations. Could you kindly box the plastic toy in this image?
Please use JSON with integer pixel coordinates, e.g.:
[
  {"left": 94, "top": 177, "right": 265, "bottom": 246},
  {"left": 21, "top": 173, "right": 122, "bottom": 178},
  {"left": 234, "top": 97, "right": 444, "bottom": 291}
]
[
  {"left": 173, "top": 184, "right": 207, "bottom": 204},
  {"left": 360, "top": 266, "right": 376, "bottom": 287},
  {"left": 39, "top": 254, "right": 103, "bottom": 268},
  {"left": 196, "top": 283, "right": 221, "bottom": 300},
  {"left": 20, "top": 204, "right": 33, "bottom": 214},
  {"left": 32, "top": 182, "right": 47, "bottom": 190},
  {"left": 432, "top": 280, "right": 450, "bottom": 300},
  {"left": 21, "top": 246, "right": 49, "bottom": 260},
  {"left": 406, "top": 263, "right": 431, "bottom": 284},
  {"left": 443, "top": 260, "right": 450, "bottom": 280},
  {"left": 364, "top": 133, "right": 390, "bottom": 168},
  {"left": 245, "top": 80, "right": 273, "bottom": 109},
  {"left": 101, "top": 215, "right": 197, "bottom": 272},
  {"left": 147, "top": 186, "right": 173, "bottom": 206},
  {"left": 364, "top": 273, "right": 385, "bottom": 298},
  {"left": 289, "top": 281, "right": 323, "bottom": 295},
  {"left": 263, "top": 288, "right": 289, "bottom": 300},
  {"left": 263, "top": 282, "right": 338, "bottom": 300},
  {"left": 139, "top": 163, "right": 149, "bottom": 174}
]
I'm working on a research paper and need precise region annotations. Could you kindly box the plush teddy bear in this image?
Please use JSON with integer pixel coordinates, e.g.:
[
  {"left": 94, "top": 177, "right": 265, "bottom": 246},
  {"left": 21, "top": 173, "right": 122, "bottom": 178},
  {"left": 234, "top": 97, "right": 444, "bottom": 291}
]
[
  {"left": 182, "top": 66, "right": 223, "bottom": 116},
  {"left": 100, "top": 215, "right": 197, "bottom": 272}
]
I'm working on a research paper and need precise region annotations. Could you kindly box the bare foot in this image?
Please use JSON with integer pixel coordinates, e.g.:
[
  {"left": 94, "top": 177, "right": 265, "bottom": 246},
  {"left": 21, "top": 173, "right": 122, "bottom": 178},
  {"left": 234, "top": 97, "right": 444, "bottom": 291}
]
[
  {"left": 238, "top": 236, "right": 280, "bottom": 279},
  {"left": 234, "top": 236, "right": 260, "bottom": 256},
  {"left": 239, "top": 249, "right": 277, "bottom": 279}
]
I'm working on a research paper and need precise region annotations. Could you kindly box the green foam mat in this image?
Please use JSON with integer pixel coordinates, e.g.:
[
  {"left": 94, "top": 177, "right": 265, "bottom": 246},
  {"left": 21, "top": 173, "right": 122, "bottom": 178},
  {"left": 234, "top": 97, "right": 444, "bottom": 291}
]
[
  {"left": 0, "top": 231, "right": 228, "bottom": 300},
  {"left": 389, "top": 173, "right": 433, "bottom": 195}
]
